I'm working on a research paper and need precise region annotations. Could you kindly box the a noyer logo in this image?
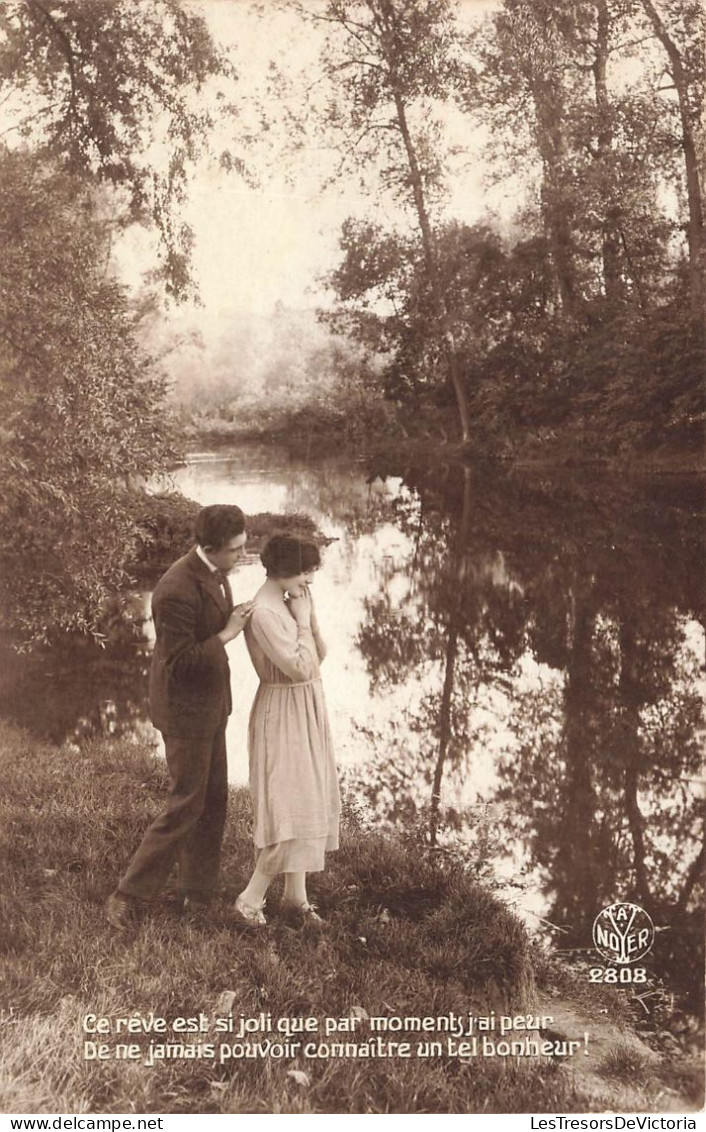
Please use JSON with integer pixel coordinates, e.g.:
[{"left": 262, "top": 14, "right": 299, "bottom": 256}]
[{"left": 592, "top": 902, "right": 655, "bottom": 965}]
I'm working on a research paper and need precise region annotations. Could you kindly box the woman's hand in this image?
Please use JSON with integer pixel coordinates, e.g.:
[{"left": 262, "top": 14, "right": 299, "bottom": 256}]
[
  {"left": 287, "top": 586, "right": 312, "bottom": 627},
  {"left": 308, "top": 589, "right": 320, "bottom": 635}
]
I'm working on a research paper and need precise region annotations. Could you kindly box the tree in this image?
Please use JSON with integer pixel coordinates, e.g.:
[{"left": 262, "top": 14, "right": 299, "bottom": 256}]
[
  {"left": 294, "top": 0, "right": 472, "bottom": 440},
  {"left": 0, "top": 1, "right": 246, "bottom": 642},
  {"left": 0, "top": 0, "right": 237, "bottom": 298},
  {"left": 436, "top": 0, "right": 705, "bottom": 455},
  {"left": 636, "top": 0, "right": 705, "bottom": 319},
  {"left": 464, "top": 0, "right": 682, "bottom": 316},
  {"left": 327, "top": 219, "right": 570, "bottom": 444},
  {"left": 467, "top": 0, "right": 581, "bottom": 314},
  {"left": 0, "top": 149, "right": 177, "bottom": 643}
]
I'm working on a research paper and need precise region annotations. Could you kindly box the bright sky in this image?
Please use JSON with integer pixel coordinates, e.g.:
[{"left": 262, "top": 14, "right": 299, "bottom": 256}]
[{"left": 118, "top": 0, "right": 509, "bottom": 326}]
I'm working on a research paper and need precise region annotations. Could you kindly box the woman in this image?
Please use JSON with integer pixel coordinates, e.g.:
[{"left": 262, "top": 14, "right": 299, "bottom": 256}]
[{"left": 235, "top": 532, "right": 340, "bottom": 925}]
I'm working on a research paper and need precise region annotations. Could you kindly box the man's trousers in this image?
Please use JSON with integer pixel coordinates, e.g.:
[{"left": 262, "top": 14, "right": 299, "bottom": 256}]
[{"left": 118, "top": 723, "right": 228, "bottom": 903}]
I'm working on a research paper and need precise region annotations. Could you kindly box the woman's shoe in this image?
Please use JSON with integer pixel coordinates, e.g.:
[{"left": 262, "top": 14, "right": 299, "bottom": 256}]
[
  {"left": 281, "top": 901, "right": 324, "bottom": 927},
  {"left": 233, "top": 894, "right": 267, "bottom": 926}
]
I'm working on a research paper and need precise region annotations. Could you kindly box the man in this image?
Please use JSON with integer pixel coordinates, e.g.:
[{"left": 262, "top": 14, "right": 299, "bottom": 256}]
[{"left": 106, "top": 504, "right": 254, "bottom": 930}]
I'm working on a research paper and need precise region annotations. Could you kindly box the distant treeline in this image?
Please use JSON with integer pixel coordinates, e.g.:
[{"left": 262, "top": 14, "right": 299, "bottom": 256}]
[{"left": 159, "top": 305, "right": 400, "bottom": 446}]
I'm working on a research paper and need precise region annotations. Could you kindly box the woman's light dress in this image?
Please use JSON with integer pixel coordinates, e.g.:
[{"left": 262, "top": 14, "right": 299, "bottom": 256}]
[{"left": 244, "top": 591, "right": 341, "bottom": 875}]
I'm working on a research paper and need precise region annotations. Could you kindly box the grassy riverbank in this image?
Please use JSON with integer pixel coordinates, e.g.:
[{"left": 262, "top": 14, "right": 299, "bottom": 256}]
[{"left": 0, "top": 721, "right": 700, "bottom": 1114}]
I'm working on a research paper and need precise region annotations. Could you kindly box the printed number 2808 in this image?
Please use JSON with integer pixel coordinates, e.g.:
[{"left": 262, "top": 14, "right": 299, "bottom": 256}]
[{"left": 589, "top": 967, "right": 647, "bottom": 983}]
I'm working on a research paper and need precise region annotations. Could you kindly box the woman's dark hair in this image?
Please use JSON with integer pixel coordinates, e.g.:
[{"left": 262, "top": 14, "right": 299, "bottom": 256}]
[
  {"left": 261, "top": 533, "right": 321, "bottom": 578},
  {"left": 195, "top": 504, "right": 246, "bottom": 550}
]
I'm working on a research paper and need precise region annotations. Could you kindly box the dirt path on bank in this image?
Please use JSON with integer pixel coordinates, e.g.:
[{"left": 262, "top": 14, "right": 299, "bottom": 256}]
[{"left": 537, "top": 993, "right": 702, "bottom": 1113}]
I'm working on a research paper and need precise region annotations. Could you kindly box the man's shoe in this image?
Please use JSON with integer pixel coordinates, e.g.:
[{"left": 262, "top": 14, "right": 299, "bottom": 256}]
[
  {"left": 182, "top": 895, "right": 211, "bottom": 922},
  {"left": 105, "top": 891, "right": 138, "bottom": 932},
  {"left": 233, "top": 894, "right": 267, "bottom": 927}
]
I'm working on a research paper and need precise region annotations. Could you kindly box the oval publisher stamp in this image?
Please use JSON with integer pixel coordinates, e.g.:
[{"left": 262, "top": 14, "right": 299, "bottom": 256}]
[{"left": 592, "top": 902, "right": 655, "bottom": 965}]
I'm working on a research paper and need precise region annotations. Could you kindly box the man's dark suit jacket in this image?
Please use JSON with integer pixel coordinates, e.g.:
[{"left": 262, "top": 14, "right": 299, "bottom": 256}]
[{"left": 148, "top": 547, "right": 233, "bottom": 737}]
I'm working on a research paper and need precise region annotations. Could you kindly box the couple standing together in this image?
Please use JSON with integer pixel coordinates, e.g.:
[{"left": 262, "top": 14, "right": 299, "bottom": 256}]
[{"left": 106, "top": 504, "right": 341, "bottom": 930}]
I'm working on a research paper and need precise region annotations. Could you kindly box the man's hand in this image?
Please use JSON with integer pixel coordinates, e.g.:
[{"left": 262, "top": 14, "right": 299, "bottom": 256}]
[{"left": 218, "top": 601, "right": 255, "bottom": 644}]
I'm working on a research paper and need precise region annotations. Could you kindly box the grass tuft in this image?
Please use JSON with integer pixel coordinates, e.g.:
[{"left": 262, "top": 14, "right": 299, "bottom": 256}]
[{"left": 596, "top": 1043, "right": 652, "bottom": 1084}]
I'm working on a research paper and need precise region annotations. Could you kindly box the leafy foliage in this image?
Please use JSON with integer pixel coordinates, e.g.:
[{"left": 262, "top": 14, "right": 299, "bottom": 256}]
[
  {"left": 324, "top": 211, "right": 705, "bottom": 455},
  {"left": 0, "top": 150, "right": 178, "bottom": 643},
  {"left": 0, "top": 0, "right": 237, "bottom": 298},
  {"left": 131, "top": 492, "right": 323, "bottom": 581}
]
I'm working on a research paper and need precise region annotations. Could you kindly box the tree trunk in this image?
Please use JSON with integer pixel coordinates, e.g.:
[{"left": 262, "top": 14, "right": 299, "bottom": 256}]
[
  {"left": 391, "top": 93, "right": 472, "bottom": 442},
  {"left": 557, "top": 579, "right": 602, "bottom": 925},
  {"left": 429, "top": 622, "right": 460, "bottom": 847},
  {"left": 593, "top": 0, "right": 624, "bottom": 303},
  {"left": 530, "top": 78, "right": 578, "bottom": 314},
  {"left": 619, "top": 620, "right": 653, "bottom": 911},
  {"left": 640, "top": 0, "right": 705, "bottom": 320},
  {"left": 374, "top": 0, "right": 472, "bottom": 442},
  {"left": 676, "top": 844, "right": 705, "bottom": 913},
  {"left": 429, "top": 465, "right": 472, "bottom": 845}
]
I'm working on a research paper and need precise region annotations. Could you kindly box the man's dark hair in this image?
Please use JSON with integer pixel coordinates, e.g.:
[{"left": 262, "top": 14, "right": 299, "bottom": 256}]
[
  {"left": 261, "top": 533, "right": 321, "bottom": 578},
  {"left": 195, "top": 504, "right": 246, "bottom": 550}
]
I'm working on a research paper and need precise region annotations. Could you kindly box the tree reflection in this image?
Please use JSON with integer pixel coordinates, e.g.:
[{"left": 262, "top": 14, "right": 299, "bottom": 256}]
[
  {"left": 349, "top": 462, "right": 704, "bottom": 1007},
  {"left": 0, "top": 598, "right": 153, "bottom": 745},
  {"left": 352, "top": 462, "right": 531, "bottom": 837}
]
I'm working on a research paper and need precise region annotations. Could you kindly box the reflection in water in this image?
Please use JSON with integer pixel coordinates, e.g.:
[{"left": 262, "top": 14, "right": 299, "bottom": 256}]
[
  {"left": 0, "top": 594, "right": 153, "bottom": 746},
  {"left": 347, "top": 460, "right": 705, "bottom": 1014},
  {"left": 2, "top": 444, "right": 703, "bottom": 1015}
]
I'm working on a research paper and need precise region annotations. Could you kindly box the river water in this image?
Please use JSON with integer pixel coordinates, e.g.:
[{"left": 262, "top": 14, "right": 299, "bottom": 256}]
[{"left": 1, "top": 442, "right": 703, "bottom": 1014}]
